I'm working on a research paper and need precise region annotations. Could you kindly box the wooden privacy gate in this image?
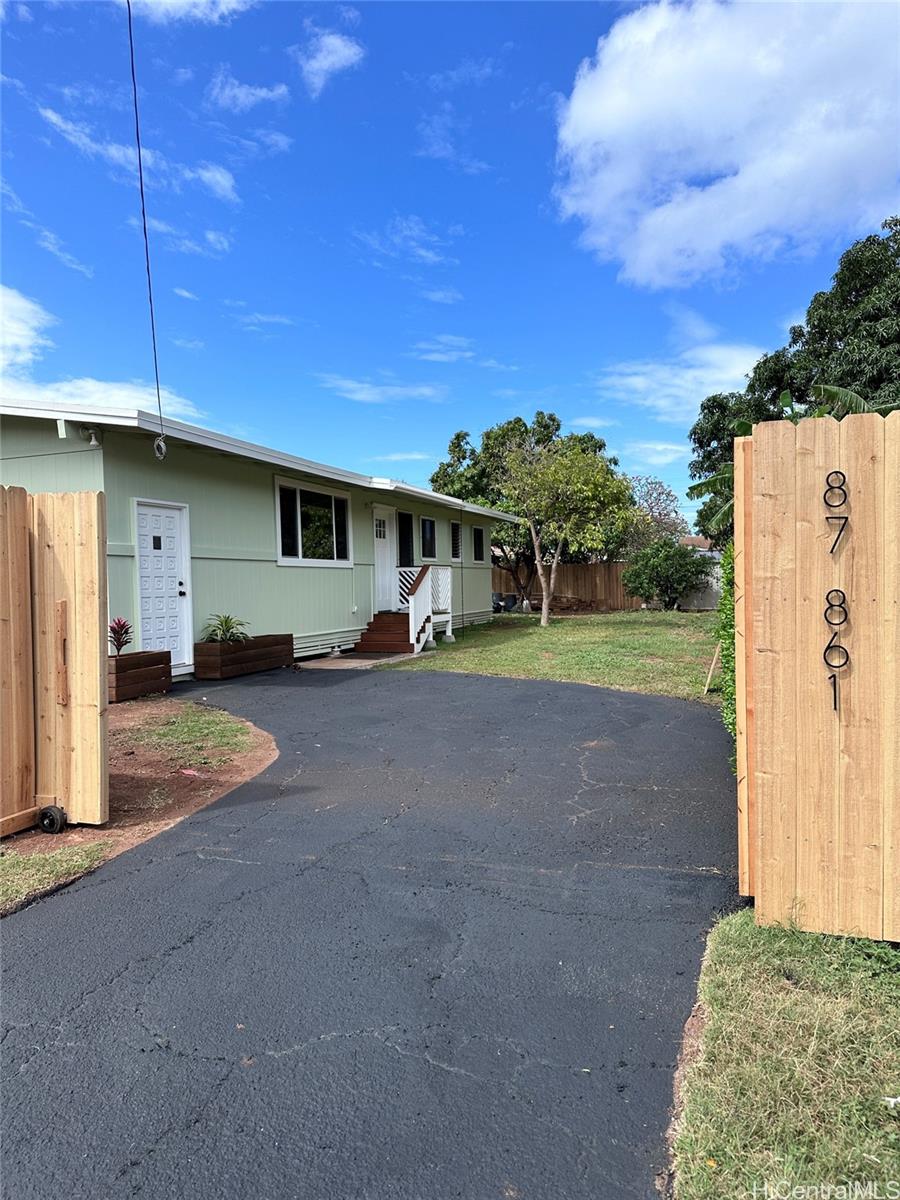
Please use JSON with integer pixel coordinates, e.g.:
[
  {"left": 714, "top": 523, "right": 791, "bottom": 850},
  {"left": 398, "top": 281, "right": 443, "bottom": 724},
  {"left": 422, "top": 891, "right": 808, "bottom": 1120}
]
[
  {"left": 1, "top": 487, "right": 108, "bottom": 835},
  {"left": 734, "top": 413, "right": 899, "bottom": 942}
]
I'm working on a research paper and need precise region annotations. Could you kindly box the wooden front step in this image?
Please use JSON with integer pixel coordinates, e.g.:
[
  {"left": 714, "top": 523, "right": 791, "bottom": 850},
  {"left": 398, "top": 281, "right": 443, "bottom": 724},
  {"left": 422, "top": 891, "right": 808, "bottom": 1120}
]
[{"left": 354, "top": 611, "right": 413, "bottom": 654}]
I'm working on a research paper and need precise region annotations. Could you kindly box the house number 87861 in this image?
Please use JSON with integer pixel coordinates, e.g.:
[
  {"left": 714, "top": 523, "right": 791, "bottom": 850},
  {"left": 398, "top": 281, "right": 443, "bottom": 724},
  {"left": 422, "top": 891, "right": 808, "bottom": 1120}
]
[{"left": 823, "top": 470, "right": 849, "bottom": 711}]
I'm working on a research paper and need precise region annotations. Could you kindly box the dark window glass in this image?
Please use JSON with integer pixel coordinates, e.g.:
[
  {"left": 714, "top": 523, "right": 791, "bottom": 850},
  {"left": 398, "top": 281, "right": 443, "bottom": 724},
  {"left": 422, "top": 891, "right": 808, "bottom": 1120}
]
[
  {"left": 473, "top": 526, "right": 485, "bottom": 562},
  {"left": 333, "top": 496, "right": 349, "bottom": 560},
  {"left": 421, "top": 517, "right": 436, "bottom": 559},
  {"left": 279, "top": 486, "right": 299, "bottom": 558},
  {"left": 398, "top": 512, "right": 414, "bottom": 567},
  {"left": 450, "top": 521, "right": 461, "bottom": 560},
  {"left": 300, "top": 490, "right": 335, "bottom": 560}
]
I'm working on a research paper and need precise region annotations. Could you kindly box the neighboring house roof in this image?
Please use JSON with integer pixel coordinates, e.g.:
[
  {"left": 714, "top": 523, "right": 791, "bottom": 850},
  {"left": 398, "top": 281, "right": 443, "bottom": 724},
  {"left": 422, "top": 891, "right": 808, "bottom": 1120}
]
[
  {"left": 0, "top": 399, "right": 519, "bottom": 524},
  {"left": 680, "top": 534, "right": 715, "bottom": 550}
]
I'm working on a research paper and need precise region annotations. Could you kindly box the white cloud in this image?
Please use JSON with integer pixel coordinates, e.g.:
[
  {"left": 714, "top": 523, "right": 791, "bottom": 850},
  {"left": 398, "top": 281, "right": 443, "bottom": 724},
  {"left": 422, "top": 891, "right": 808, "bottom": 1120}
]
[
  {"left": 237, "top": 311, "right": 294, "bottom": 332},
  {"left": 479, "top": 358, "right": 518, "bottom": 372},
  {"left": 417, "top": 103, "right": 488, "bottom": 174},
  {"left": 206, "top": 64, "right": 289, "bottom": 113},
  {"left": 421, "top": 287, "right": 462, "bottom": 305},
  {"left": 427, "top": 58, "right": 497, "bottom": 92},
  {"left": 172, "top": 337, "right": 205, "bottom": 351},
  {"left": 39, "top": 107, "right": 238, "bottom": 203},
  {"left": 290, "top": 27, "right": 365, "bottom": 99},
  {"left": 556, "top": 0, "right": 900, "bottom": 288},
  {"left": 128, "top": 216, "right": 232, "bottom": 257},
  {"left": 172, "top": 67, "right": 194, "bottom": 85},
  {"left": 2, "top": 183, "right": 93, "bottom": 277},
  {"left": 1, "top": 284, "right": 55, "bottom": 375},
  {"left": 253, "top": 129, "right": 292, "bottom": 155},
  {"left": 413, "top": 334, "right": 474, "bottom": 363},
  {"left": 623, "top": 441, "right": 688, "bottom": 467},
  {"left": 356, "top": 214, "right": 457, "bottom": 266},
  {"left": 0, "top": 285, "right": 201, "bottom": 419},
  {"left": 569, "top": 416, "right": 619, "bottom": 429},
  {"left": 173, "top": 287, "right": 198, "bottom": 300},
  {"left": 318, "top": 374, "right": 446, "bottom": 404},
  {"left": 369, "top": 451, "right": 433, "bottom": 462},
  {"left": 123, "top": 0, "right": 256, "bottom": 24},
  {"left": 597, "top": 341, "right": 763, "bottom": 425}
]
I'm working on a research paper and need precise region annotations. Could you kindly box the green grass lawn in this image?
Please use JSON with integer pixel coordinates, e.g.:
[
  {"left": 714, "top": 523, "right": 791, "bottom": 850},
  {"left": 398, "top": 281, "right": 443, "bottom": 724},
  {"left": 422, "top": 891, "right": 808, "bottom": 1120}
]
[
  {"left": 133, "top": 700, "right": 252, "bottom": 766},
  {"left": 674, "top": 909, "right": 900, "bottom": 1198},
  {"left": 387, "top": 611, "right": 721, "bottom": 703},
  {"left": 0, "top": 842, "right": 109, "bottom": 912}
]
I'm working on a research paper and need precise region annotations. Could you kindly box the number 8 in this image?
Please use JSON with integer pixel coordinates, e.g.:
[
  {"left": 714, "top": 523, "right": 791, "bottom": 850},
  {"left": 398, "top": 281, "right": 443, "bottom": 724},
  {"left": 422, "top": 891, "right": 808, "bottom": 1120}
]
[{"left": 823, "top": 470, "right": 847, "bottom": 508}]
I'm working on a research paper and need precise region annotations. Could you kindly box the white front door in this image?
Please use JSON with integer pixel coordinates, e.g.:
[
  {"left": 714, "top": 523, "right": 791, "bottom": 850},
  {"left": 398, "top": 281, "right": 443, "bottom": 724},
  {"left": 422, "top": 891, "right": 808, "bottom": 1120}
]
[
  {"left": 373, "top": 504, "right": 397, "bottom": 611},
  {"left": 136, "top": 501, "right": 193, "bottom": 667}
]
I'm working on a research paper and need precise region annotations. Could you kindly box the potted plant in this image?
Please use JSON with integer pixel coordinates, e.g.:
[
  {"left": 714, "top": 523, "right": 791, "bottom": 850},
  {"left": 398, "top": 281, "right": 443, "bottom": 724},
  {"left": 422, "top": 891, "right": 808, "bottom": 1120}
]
[
  {"left": 107, "top": 617, "right": 172, "bottom": 702},
  {"left": 193, "top": 614, "right": 293, "bottom": 680}
]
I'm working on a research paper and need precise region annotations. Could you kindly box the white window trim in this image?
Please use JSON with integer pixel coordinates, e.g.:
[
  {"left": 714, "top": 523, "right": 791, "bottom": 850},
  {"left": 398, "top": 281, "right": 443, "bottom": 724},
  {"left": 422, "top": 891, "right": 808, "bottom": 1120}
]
[
  {"left": 420, "top": 515, "right": 437, "bottom": 562},
  {"left": 472, "top": 524, "right": 486, "bottom": 563},
  {"left": 274, "top": 475, "right": 354, "bottom": 568},
  {"left": 450, "top": 519, "right": 462, "bottom": 562}
]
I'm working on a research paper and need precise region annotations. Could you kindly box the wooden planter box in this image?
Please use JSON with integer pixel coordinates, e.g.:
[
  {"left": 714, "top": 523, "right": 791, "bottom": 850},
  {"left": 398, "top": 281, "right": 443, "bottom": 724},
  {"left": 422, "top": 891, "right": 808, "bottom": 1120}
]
[
  {"left": 108, "top": 650, "right": 172, "bottom": 703},
  {"left": 193, "top": 634, "right": 293, "bottom": 681}
]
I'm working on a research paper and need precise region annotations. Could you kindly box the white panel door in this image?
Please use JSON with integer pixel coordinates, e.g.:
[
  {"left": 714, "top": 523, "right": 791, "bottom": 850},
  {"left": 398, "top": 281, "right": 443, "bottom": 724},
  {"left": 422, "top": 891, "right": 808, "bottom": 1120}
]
[
  {"left": 136, "top": 502, "right": 192, "bottom": 667},
  {"left": 373, "top": 505, "right": 397, "bottom": 611}
]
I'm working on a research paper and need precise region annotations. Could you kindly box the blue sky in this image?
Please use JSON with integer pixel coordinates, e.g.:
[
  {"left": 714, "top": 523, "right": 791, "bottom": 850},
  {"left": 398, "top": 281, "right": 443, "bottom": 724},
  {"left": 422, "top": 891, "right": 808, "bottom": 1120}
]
[{"left": 2, "top": 0, "right": 897, "bottom": 522}]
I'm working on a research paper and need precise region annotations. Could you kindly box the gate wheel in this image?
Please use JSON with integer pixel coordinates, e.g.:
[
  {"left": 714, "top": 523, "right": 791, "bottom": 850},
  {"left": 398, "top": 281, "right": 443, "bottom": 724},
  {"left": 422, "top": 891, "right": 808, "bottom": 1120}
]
[{"left": 38, "top": 806, "right": 67, "bottom": 835}]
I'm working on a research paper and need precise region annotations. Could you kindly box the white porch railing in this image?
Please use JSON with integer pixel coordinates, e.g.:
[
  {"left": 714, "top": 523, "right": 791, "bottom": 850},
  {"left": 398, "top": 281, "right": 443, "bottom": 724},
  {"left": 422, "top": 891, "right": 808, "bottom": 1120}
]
[{"left": 402, "top": 565, "right": 453, "bottom": 653}]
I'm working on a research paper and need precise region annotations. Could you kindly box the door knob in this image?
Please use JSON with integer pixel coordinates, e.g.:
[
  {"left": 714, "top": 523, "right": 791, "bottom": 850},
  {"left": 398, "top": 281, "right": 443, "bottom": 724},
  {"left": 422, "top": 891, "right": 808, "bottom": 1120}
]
[{"left": 178, "top": 590, "right": 187, "bottom": 597}]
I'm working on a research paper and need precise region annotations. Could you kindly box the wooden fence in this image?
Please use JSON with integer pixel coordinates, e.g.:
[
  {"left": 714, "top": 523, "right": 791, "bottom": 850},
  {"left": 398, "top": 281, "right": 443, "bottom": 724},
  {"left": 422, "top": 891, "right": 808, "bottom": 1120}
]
[
  {"left": 735, "top": 413, "right": 899, "bottom": 942},
  {"left": 1, "top": 487, "right": 108, "bottom": 835},
  {"left": 492, "top": 562, "right": 641, "bottom": 612}
]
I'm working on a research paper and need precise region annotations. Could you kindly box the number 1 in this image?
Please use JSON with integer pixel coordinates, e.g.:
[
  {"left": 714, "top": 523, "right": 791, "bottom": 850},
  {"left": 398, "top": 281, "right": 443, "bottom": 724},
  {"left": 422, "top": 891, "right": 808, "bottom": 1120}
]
[{"left": 829, "top": 673, "right": 838, "bottom": 711}]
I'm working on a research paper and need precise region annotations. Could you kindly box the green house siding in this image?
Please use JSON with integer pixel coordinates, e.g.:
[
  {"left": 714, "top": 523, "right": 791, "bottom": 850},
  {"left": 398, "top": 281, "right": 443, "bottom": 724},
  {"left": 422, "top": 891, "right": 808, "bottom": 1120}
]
[
  {"left": 100, "top": 429, "right": 492, "bottom": 656},
  {"left": 0, "top": 417, "right": 105, "bottom": 492},
  {"left": 1, "top": 417, "right": 494, "bottom": 659}
]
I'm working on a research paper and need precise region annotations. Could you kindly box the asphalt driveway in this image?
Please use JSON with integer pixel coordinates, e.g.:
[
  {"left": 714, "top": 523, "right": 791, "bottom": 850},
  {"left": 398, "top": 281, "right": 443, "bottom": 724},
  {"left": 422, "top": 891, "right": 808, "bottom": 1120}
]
[{"left": 3, "top": 669, "right": 737, "bottom": 1200}]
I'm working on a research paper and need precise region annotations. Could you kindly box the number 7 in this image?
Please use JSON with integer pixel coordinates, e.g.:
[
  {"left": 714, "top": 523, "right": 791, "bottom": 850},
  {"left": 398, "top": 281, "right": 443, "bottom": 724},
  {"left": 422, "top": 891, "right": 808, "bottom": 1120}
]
[{"left": 826, "top": 515, "right": 848, "bottom": 553}]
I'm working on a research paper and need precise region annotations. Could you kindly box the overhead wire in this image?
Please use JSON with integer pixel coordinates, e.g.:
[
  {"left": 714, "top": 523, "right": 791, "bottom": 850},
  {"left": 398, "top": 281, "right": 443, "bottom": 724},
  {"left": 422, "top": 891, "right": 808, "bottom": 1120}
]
[{"left": 125, "top": 0, "right": 167, "bottom": 462}]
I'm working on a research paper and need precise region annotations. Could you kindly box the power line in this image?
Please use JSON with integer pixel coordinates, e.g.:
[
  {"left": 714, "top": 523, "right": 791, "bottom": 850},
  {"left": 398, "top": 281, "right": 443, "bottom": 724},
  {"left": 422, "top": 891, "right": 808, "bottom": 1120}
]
[{"left": 125, "top": 0, "right": 166, "bottom": 462}]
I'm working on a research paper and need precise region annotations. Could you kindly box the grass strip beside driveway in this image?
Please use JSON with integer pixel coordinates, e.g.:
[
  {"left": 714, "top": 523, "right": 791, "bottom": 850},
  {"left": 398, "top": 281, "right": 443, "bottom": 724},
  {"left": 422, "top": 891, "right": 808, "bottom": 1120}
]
[
  {"left": 387, "top": 611, "right": 721, "bottom": 703},
  {"left": 0, "top": 843, "right": 110, "bottom": 911},
  {"left": 674, "top": 909, "right": 900, "bottom": 1198}
]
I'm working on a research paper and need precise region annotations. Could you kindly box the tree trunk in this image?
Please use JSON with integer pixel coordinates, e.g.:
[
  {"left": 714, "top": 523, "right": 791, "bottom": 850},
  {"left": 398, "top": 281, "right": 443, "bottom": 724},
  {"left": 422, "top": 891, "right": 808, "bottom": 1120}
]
[{"left": 542, "top": 541, "right": 564, "bottom": 627}]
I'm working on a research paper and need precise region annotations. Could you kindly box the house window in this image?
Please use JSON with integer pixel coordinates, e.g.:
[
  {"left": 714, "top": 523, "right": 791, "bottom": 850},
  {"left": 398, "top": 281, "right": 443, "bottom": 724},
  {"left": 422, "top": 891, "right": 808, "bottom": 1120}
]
[
  {"left": 276, "top": 479, "right": 351, "bottom": 565},
  {"left": 472, "top": 526, "right": 485, "bottom": 562},
  {"left": 421, "top": 516, "right": 436, "bottom": 560},
  {"left": 450, "top": 520, "right": 461, "bottom": 561}
]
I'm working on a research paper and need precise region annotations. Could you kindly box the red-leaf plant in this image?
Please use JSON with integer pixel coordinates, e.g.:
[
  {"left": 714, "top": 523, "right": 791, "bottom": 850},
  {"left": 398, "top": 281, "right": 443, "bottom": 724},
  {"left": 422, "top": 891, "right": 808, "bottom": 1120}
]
[{"left": 108, "top": 617, "right": 134, "bottom": 656}]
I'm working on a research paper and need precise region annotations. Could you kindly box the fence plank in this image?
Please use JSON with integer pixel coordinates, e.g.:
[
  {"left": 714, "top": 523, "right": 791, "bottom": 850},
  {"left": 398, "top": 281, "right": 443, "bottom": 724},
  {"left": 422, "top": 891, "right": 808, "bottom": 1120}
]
[
  {"left": 734, "top": 437, "right": 752, "bottom": 896},
  {"left": 0, "top": 487, "right": 35, "bottom": 823},
  {"left": 794, "top": 417, "right": 841, "bottom": 932},
  {"left": 752, "top": 419, "right": 798, "bottom": 926},
  {"left": 835, "top": 415, "right": 884, "bottom": 938},
  {"left": 883, "top": 410, "right": 900, "bottom": 942}
]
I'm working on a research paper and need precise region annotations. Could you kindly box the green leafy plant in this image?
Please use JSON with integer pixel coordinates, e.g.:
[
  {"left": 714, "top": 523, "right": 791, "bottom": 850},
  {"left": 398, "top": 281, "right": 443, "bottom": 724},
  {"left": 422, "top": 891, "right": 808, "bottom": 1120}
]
[
  {"left": 621, "top": 538, "right": 711, "bottom": 611},
  {"left": 200, "top": 614, "right": 250, "bottom": 643},
  {"left": 108, "top": 617, "right": 133, "bottom": 655}
]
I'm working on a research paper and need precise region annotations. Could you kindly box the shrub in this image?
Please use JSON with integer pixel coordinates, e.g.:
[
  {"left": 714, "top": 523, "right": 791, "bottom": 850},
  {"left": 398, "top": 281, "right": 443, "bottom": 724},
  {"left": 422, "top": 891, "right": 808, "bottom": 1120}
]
[
  {"left": 621, "top": 538, "right": 711, "bottom": 610},
  {"left": 200, "top": 614, "right": 250, "bottom": 643},
  {"left": 717, "top": 542, "right": 736, "bottom": 743},
  {"left": 108, "top": 617, "right": 133, "bottom": 655}
]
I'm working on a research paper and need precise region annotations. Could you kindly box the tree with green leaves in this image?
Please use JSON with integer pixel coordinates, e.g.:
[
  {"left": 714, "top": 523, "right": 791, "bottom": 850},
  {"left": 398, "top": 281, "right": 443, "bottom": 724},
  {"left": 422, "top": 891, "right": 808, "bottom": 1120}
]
[
  {"left": 431, "top": 412, "right": 632, "bottom": 608},
  {"left": 505, "top": 436, "right": 634, "bottom": 625},
  {"left": 621, "top": 538, "right": 711, "bottom": 611},
  {"left": 688, "top": 217, "right": 900, "bottom": 543}
]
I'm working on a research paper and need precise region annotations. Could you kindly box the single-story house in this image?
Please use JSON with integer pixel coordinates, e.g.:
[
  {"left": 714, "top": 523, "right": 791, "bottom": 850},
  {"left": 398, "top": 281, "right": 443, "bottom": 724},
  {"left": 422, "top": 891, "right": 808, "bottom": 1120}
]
[
  {"left": 0, "top": 400, "right": 516, "bottom": 672},
  {"left": 678, "top": 534, "right": 723, "bottom": 611}
]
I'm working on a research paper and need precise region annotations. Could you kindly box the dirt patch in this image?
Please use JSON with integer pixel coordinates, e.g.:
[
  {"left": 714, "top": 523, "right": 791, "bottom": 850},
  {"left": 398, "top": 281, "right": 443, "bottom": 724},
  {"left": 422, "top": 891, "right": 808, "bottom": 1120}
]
[
  {"left": 3, "top": 696, "right": 277, "bottom": 896},
  {"left": 658, "top": 1000, "right": 708, "bottom": 1197}
]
